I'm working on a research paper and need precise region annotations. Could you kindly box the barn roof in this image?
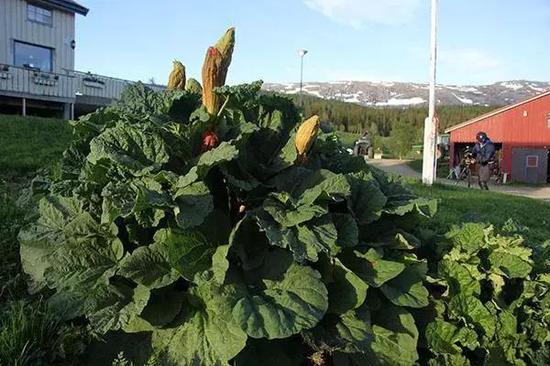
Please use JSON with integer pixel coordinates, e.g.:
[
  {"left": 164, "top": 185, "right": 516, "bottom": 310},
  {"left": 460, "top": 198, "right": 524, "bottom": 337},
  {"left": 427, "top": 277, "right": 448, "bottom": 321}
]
[{"left": 445, "top": 90, "right": 550, "bottom": 133}]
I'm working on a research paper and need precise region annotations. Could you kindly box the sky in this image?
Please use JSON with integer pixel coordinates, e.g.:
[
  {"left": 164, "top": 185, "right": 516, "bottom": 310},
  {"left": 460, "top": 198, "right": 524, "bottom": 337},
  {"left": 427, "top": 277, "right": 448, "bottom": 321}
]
[{"left": 75, "top": 0, "right": 550, "bottom": 86}]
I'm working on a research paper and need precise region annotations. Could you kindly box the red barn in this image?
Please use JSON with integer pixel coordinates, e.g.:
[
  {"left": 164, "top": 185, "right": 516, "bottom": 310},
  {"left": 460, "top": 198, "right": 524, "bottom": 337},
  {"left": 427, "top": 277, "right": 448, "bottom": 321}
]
[{"left": 445, "top": 91, "right": 550, "bottom": 184}]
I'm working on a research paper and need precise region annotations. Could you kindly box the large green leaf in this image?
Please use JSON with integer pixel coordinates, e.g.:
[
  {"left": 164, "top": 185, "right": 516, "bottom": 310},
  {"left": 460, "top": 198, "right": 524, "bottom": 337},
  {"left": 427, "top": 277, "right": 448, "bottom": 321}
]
[
  {"left": 131, "top": 177, "right": 172, "bottom": 227},
  {"left": 229, "top": 216, "right": 270, "bottom": 271},
  {"left": 169, "top": 136, "right": 238, "bottom": 189},
  {"left": 340, "top": 248, "right": 406, "bottom": 288},
  {"left": 89, "top": 283, "right": 151, "bottom": 334},
  {"left": 101, "top": 182, "right": 136, "bottom": 224},
  {"left": 304, "top": 309, "right": 373, "bottom": 354},
  {"left": 294, "top": 169, "right": 351, "bottom": 206},
  {"left": 232, "top": 251, "right": 328, "bottom": 339},
  {"left": 438, "top": 259, "right": 482, "bottom": 296},
  {"left": 118, "top": 242, "right": 180, "bottom": 289},
  {"left": 346, "top": 171, "right": 387, "bottom": 225},
  {"left": 44, "top": 236, "right": 121, "bottom": 291},
  {"left": 155, "top": 228, "right": 217, "bottom": 281},
  {"left": 318, "top": 257, "right": 368, "bottom": 314},
  {"left": 333, "top": 214, "right": 359, "bottom": 249},
  {"left": 380, "top": 260, "right": 429, "bottom": 308},
  {"left": 263, "top": 197, "right": 328, "bottom": 228},
  {"left": 425, "top": 320, "right": 479, "bottom": 354},
  {"left": 88, "top": 123, "right": 168, "bottom": 174},
  {"left": 384, "top": 196, "right": 437, "bottom": 218},
  {"left": 369, "top": 305, "right": 419, "bottom": 366},
  {"left": 295, "top": 215, "right": 339, "bottom": 261},
  {"left": 137, "top": 286, "right": 186, "bottom": 329},
  {"left": 173, "top": 182, "right": 213, "bottom": 229},
  {"left": 448, "top": 294, "right": 495, "bottom": 338},
  {"left": 19, "top": 195, "right": 103, "bottom": 290},
  {"left": 488, "top": 246, "right": 533, "bottom": 279},
  {"left": 152, "top": 275, "right": 247, "bottom": 366},
  {"left": 445, "top": 223, "right": 487, "bottom": 254}
]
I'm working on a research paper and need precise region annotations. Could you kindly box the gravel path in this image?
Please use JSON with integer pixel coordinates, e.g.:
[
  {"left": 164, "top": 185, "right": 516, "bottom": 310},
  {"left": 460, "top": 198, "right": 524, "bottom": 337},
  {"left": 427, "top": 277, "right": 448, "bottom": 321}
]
[{"left": 369, "top": 159, "right": 550, "bottom": 201}]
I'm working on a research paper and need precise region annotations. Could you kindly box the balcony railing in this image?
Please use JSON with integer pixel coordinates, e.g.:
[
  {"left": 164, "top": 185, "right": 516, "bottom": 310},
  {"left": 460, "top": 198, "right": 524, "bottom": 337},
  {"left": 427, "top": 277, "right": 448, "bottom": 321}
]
[
  {"left": 72, "top": 70, "right": 165, "bottom": 101},
  {"left": 0, "top": 64, "right": 76, "bottom": 100},
  {"left": 0, "top": 64, "right": 166, "bottom": 104}
]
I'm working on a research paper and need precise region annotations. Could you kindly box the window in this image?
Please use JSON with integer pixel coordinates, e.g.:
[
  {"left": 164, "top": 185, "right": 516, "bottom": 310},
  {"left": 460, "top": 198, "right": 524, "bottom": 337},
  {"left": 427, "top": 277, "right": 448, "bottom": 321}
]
[
  {"left": 14, "top": 41, "right": 53, "bottom": 72},
  {"left": 547, "top": 112, "right": 550, "bottom": 128},
  {"left": 27, "top": 3, "right": 52, "bottom": 25},
  {"left": 526, "top": 155, "right": 539, "bottom": 168}
]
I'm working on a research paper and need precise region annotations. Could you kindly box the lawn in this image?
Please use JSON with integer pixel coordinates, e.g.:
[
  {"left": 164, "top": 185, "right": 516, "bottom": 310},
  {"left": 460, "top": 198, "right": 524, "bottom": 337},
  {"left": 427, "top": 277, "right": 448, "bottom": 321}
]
[
  {"left": 407, "top": 158, "right": 452, "bottom": 179},
  {"left": 410, "top": 180, "right": 550, "bottom": 246},
  {"left": 0, "top": 114, "right": 73, "bottom": 175},
  {"left": 334, "top": 130, "right": 360, "bottom": 148},
  {"left": 0, "top": 114, "right": 86, "bottom": 365}
]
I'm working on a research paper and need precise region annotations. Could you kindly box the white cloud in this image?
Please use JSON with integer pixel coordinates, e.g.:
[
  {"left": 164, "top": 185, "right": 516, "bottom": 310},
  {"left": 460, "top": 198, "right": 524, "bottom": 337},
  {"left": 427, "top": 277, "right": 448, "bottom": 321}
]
[
  {"left": 304, "top": 0, "right": 422, "bottom": 28},
  {"left": 439, "top": 48, "right": 507, "bottom": 84}
]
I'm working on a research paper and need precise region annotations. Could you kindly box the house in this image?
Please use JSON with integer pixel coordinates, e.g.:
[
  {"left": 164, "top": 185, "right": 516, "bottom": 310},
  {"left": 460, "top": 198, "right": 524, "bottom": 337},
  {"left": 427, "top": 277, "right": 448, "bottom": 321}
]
[
  {"left": 445, "top": 91, "right": 550, "bottom": 184},
  {"left": 0, "top": 0, "right": 163, "bottom": 119}
]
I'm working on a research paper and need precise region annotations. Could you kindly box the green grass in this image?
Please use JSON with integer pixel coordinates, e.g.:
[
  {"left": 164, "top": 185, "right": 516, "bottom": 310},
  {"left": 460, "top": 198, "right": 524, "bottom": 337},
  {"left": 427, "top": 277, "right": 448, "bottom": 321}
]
[
  {"left": 407, "top": 158, "right": 452, "bottom": 179},
  {"left": 410, "top": 181, "right": 550, "bottom": 246},
  {"left": 0, "top": 115, "right": 87, "bottom": 365},
  {"left": 0, "top": 114, "right": 73, "bottom": 175},
  {"left": 334, "top": 131, "right": 361, "bottom": 149},
  {"left": 0, "top": 300, "right": 88, "bottom": 366},
  {"left": 0, "top": 183, "right": 28, "bottom": 300}
]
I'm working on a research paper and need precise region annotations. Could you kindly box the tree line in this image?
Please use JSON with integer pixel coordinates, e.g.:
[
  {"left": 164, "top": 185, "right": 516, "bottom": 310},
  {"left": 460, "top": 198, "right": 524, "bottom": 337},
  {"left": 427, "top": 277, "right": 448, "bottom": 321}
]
[{"left": 288, "top": 94, "right": 496, "bottom": 157}]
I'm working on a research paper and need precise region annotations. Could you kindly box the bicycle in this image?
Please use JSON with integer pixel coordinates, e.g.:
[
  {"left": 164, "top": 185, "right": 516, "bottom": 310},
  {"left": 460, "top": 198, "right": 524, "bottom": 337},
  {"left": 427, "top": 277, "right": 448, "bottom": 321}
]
[{"left": 450, "top": 153, "right": 477, "bottom": 188}]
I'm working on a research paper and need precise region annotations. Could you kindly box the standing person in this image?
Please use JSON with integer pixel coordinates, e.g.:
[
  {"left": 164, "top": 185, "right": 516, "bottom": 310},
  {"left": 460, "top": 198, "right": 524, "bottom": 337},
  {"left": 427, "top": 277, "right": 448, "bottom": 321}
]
[{"left": 472, "top": 131, "right": 496, "bottom": 190}]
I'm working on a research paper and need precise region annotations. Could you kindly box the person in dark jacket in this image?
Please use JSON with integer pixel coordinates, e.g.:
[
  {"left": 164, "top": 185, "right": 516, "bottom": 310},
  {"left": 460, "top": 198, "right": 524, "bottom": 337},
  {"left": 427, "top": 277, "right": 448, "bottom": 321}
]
[{"left": 472, "top": 131, "right": 496, "bottom": 190}]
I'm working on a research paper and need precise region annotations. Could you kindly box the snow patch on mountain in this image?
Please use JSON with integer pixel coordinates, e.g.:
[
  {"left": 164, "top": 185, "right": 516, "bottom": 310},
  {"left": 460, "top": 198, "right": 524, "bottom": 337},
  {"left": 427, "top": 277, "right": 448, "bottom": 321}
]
[
  {"left": 452, "top": 93, "right": 473, "bottom": 104},
  {"left": 501, "top": 81, "right": 523, "bottom": 90},
  {"left": 263, "top": 80, "right": 550, "bottom": 107},
  {"left": 376, "top": 97, "right": 425, "bottom": 106}
]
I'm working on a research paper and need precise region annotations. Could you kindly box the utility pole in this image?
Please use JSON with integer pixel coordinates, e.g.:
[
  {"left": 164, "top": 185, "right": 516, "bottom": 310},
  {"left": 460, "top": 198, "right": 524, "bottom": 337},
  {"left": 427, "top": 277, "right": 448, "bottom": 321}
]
[
  {"left": 298, "top": 49, "right": 308, "bottom": 107},
  {"left": 422, "top": 0, "right": 438, "bottom": 185}
]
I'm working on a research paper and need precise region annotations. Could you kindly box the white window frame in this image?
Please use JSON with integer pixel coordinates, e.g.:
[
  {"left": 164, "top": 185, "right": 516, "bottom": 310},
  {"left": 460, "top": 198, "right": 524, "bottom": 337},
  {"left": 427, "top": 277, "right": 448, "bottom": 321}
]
[{"left": 526, "top": 155, "right": 539, "bottom": 168}]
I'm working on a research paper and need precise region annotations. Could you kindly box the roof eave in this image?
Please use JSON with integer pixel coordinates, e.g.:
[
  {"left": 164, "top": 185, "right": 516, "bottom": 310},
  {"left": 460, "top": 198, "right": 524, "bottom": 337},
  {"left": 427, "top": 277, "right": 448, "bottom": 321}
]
[
  {"left": 37, "top": 0, "right": 89, "bottom": 16},
  {"left": 445, "top": 90, "right": 550, "bottom": 133}
]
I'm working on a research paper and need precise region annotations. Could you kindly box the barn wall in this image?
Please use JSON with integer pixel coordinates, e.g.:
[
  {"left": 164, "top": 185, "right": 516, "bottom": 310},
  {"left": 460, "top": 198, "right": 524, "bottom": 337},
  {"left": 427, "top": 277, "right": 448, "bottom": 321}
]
[
  {"left": 449, "top": 95, "right": 550, "bottom": 145},
  {"left": 449, "top": 94, "right": 550, "bottom": 180}
]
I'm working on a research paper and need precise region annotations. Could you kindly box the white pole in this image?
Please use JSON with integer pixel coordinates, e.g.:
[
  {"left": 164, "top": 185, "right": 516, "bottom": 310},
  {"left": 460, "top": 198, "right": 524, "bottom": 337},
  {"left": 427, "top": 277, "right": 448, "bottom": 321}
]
[{"left": 422, "top": 0, "right": 438, "bottom": 185}]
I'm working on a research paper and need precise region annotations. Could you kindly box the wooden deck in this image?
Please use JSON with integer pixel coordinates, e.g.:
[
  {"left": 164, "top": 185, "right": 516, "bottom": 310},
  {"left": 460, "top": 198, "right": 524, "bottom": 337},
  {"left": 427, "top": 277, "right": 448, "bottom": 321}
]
[{"left": 0, "top": 64, "right": 165, "bottom": 104}]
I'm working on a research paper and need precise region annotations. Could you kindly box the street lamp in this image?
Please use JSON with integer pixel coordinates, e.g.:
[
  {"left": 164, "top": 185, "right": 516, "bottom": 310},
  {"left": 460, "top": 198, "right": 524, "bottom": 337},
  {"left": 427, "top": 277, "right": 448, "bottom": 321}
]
[{"left": 298, "top": 49, "right": 308, "bottom": 106}]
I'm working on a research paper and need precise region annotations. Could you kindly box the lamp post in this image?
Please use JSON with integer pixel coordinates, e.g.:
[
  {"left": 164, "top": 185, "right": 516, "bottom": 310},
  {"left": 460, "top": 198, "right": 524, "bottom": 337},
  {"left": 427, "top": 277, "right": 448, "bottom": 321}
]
[
  {"left": 298, "top": 49, "right": 308, "bottom": 106},
  {"left": 422, "top": 0, "right": 438, "bottom": 185}
]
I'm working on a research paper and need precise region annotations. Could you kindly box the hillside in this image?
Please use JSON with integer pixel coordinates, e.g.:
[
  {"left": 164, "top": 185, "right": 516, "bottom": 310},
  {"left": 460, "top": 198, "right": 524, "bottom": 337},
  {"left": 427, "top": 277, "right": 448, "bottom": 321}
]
[
  {"left": 287, "top": 94, "right": 495, "bottom": 136},
  {"left": 264, "top": 79, "right": 550, "bottom": 107}
]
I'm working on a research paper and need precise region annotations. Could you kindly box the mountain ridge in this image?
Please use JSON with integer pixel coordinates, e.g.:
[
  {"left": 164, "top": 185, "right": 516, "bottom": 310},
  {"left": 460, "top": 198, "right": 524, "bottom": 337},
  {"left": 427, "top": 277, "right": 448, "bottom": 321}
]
[{"left": 263, "top": 79, "right": 550, "bottom": 107}]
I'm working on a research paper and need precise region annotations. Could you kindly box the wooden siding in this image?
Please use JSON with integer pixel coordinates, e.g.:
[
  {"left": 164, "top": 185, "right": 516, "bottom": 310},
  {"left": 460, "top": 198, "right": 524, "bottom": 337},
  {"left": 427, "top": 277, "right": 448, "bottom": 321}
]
[
  {"left": 0, "top": 0, "right": 75, "bottom": 72},
  {"left": 0, "top": 64, "right": 76, "bottom": 101},
  {"left": 449, "top": 94, "right": 550, "bottom": 145}
]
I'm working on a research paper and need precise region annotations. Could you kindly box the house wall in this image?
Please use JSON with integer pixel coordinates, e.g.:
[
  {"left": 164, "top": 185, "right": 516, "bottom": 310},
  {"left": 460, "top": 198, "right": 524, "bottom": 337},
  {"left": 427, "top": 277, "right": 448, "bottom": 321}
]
[
  {"left": 449, "top": 95, "right": 550, "bottom": 180},
  {"left": 0, "top": 0, "right": 76, "bottom": 73}
]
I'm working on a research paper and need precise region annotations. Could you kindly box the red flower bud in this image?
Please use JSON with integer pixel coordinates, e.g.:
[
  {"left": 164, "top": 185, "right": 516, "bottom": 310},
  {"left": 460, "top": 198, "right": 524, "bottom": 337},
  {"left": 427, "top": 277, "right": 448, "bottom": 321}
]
[
  {"left": 201, "top": 130, "right": 219, "bottom": 152},
  {"left": 208, "top": 47, "right": 218, "bottom": 57}
]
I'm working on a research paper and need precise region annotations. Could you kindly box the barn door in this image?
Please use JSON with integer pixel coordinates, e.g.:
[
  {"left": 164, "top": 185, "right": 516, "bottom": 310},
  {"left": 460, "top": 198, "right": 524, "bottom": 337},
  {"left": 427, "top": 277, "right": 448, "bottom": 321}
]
[{"left": 511, "top": 148, "right": 548, "bottom": 184}]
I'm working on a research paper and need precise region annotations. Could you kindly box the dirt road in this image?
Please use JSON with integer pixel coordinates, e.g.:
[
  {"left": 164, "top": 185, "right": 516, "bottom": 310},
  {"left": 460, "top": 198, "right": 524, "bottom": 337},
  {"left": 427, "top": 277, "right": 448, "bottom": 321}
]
[{"left": 369, "top": 159, "right": 550, "bottom": 201}]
